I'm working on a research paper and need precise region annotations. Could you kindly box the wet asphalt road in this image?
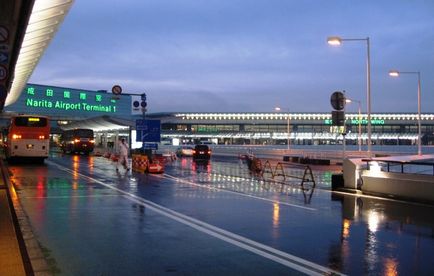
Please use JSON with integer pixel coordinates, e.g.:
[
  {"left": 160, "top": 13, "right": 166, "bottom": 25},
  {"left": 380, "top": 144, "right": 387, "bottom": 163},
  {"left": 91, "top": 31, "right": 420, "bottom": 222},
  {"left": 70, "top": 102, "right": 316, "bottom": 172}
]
[{"left": 7, "top": 153, "right": 434, "bottom": 275}]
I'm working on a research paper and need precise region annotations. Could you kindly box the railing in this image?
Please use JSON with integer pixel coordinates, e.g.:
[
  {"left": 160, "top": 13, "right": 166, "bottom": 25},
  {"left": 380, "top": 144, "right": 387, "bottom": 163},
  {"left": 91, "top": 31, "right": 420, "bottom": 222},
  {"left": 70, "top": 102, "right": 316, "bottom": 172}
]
[{"left": 362, "top": 159, "right": 434, "bottom": 176}]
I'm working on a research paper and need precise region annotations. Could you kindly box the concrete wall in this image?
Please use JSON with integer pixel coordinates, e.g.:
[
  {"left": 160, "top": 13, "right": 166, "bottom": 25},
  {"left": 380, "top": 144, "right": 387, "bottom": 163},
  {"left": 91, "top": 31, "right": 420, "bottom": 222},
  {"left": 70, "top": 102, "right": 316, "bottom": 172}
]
[
  {"left": 343, "top": 158, "right": 366, "bottom": 189},
  {"left": 361, "top": 171, "right": 434, "bottom": 202}
]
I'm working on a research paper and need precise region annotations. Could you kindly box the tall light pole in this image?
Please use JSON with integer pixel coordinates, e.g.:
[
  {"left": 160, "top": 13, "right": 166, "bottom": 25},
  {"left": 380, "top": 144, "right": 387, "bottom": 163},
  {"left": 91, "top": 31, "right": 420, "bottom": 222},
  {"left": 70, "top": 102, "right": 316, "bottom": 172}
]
[
  {"left": 274, "top": 107, "right": 291, "bottom": 150},
  {"left": 346, "top": 98, "right": 362, "bottom": 152},
  {"left": 327, "top": 36, "right": 372, "bottom": 157},
  {"left": 389, "top": 70, "right": 422, "bottom": 155}
]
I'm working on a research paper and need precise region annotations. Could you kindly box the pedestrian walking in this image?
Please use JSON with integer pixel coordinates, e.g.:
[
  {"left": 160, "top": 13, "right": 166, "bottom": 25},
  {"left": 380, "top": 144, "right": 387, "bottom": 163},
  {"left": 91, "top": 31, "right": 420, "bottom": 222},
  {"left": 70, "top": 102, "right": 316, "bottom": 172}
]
[{"left": 116, "top": 138, "right": 130, "bottom": 172}]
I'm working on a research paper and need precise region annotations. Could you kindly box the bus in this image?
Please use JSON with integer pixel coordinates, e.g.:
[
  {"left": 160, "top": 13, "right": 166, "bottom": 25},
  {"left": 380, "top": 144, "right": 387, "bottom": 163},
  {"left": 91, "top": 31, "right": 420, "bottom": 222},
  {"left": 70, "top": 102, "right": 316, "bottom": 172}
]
[
  {"left": 4, "top": 115, "right": 50, "bottom": 162},
  {"left": 60, "top": 128, "right": 95, "bottom": 155}
]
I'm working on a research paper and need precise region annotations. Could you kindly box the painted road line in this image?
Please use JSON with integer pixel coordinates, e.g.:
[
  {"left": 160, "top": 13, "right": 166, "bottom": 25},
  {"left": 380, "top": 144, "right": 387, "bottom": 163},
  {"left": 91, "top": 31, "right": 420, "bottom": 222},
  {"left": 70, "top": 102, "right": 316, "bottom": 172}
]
[
  {"left": 162, "top": 173, "right": 317, "bottom": 211},
  {"left": 24, "top": 195, "right": 120, "bottom": 199},
  {"left": 48, "top": 161, "right": 343, "bottom": 275}
]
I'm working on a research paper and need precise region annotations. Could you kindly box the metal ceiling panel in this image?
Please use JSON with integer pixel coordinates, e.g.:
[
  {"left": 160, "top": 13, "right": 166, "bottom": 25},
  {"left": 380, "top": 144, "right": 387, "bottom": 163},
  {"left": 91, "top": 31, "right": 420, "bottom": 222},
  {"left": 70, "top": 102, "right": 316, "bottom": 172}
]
[{"left": 6, "top": 0, "right": 74, "bottom": 107}]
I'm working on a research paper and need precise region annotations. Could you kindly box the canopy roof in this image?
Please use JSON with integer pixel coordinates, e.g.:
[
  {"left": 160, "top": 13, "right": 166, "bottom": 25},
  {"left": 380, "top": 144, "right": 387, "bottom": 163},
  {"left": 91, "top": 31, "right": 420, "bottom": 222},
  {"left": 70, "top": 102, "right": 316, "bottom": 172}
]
[{"left": 60, "top": 116, "right": 134, "bottom": 132}]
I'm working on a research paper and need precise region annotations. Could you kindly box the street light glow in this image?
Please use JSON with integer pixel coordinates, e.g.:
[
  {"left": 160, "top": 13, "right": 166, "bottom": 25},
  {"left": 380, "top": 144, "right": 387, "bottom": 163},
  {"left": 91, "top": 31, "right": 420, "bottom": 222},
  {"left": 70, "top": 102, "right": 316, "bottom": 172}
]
[
  {"left": 327, "top": 36, "right": 342, "bottom": 46},
  {"left": 389, "top": 70, "right": 399, "bottom": 77}
]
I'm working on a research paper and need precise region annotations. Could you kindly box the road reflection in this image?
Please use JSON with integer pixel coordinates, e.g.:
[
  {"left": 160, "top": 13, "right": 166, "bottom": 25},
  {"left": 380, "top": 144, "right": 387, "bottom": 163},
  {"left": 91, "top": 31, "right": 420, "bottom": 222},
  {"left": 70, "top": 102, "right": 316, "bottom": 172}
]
[{"left": 332, "top": 193, "right": 434, "bottom": 274}]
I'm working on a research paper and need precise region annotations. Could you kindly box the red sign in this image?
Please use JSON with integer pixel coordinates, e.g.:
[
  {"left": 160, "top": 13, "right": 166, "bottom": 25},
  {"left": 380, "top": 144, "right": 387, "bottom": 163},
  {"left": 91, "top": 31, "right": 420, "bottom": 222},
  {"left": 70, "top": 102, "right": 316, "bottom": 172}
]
[{"left": 148, "top": 163, "right": 164, "bottom": 173}]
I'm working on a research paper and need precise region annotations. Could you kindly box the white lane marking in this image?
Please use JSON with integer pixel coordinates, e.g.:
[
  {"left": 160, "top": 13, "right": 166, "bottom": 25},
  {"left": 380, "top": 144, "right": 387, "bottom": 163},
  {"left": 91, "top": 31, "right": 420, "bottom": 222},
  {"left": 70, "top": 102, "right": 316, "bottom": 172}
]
[
  {"left": 162, "top": 173, "right": 316, "bottom": 211},
  {"left": 24, "top": 195, "right": 119, "bottom": 199},
  {"left": 47, "top": 161, "right": 344, "bottom": 276}
]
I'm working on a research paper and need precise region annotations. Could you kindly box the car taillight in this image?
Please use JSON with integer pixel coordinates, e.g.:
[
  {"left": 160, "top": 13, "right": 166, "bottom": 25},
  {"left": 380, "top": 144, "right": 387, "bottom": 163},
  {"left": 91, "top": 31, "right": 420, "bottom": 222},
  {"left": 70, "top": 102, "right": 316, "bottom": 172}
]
[
  {"left": 38, "top": 135, "right": 45, "bottom": 139},
  {"left": 192, "top": 150, "right": 196, "bottom": 154},
  {"left": 90, "top": 139, "right": 95, "bottom": 143},
  {"left": 12, "top": 134, "right": 22, "bottom": 139},
  {"left": 74, "top": 139, "right": 80, "bottom": 143},
  {"left": 208, "top": 150, "right": 212, "bottom": 154}
]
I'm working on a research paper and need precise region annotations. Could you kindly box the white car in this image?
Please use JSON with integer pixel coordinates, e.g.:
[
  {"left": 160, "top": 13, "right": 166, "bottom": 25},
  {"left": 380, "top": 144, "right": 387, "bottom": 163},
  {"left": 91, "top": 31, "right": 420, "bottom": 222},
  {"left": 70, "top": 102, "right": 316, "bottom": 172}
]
[{"left": 176, "top": 146, "right": 194, "bottom": 157}]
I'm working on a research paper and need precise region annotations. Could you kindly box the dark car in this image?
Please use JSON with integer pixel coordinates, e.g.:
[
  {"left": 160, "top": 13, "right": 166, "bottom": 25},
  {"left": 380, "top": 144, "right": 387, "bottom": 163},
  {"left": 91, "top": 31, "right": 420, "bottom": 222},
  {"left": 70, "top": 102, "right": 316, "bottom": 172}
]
[
  {"left": 192, "top": 144, "right": 211, "bottom": 160},
  {"left": 60, "top": 128, "right": 95, "bottom": 155}
]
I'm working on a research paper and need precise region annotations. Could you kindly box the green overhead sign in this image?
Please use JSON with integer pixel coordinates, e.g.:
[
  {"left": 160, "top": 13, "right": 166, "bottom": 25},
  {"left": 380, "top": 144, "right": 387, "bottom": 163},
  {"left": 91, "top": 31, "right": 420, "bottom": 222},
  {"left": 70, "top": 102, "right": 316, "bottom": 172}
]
[{"left": 24, "top": 86, "right": 118, "bottom": 113}]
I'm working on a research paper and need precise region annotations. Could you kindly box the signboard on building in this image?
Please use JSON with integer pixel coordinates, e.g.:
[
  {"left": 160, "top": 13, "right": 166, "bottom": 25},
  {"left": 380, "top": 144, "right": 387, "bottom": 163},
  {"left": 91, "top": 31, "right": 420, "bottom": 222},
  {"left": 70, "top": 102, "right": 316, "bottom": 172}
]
[{"left": 135, "top": 119, "right": 161, "bottom": 142}]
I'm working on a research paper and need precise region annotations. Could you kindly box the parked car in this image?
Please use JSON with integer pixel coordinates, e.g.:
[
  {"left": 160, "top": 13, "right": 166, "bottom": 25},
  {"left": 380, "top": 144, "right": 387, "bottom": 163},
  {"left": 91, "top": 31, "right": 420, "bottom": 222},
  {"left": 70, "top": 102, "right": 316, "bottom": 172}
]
[
  {"left": 176, "top": 145, "right": 194, "bottom": 157},
  {"left": 192, "top": 144, "right": 211, "bottom": 160}
]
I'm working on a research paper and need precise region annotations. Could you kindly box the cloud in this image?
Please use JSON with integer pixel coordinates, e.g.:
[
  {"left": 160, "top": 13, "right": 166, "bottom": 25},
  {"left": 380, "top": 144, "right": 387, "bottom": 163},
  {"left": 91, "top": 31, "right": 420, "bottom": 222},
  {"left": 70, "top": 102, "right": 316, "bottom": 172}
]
[{"left": 29, "top": 0, "right": 434, "bottom": 113}]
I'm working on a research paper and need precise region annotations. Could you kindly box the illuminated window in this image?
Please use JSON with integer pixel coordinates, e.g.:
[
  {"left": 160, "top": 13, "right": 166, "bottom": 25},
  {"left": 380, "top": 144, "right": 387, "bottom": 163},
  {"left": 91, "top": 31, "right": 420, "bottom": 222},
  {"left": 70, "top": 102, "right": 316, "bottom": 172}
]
[
  {"left": 96, "top": 95, "right": 102, "bottom": 102},
  {"left": 63, "top": 91, "right": 70, "bottom": 99},
  {"left": 46, "top": 89, "right": 54, "bottom": 97},
  {"left": 79, "top": 92, "right": 87, "bottom": 100},
  {"left": 27, "top": 87, "right": 35, "bottom": 95}
]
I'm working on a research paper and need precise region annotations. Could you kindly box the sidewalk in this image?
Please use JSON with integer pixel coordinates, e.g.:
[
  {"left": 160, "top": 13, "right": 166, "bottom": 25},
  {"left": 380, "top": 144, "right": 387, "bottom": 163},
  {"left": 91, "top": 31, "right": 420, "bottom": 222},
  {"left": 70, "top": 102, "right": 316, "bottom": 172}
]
[{"left": 0, "top": 160, "right": 30, "bottom": 276}]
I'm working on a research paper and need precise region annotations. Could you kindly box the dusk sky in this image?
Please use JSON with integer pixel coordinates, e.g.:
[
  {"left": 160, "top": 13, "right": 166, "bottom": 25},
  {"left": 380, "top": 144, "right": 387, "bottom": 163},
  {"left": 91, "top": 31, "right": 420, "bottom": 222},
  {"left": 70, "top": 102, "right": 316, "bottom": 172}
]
[{"left": 29, "top": 0, "right": 434, "bottom": 114}]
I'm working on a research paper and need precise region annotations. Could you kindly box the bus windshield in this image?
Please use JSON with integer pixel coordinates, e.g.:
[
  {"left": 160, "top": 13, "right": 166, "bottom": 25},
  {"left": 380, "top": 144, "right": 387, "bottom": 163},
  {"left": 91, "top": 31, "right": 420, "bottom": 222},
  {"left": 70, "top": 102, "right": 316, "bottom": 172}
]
[
  {"left": 73, "top": 129, "right": 94, "bottom": 138},
  {"left": 14, "top": 117, "right": 48, "bottom": 127}
]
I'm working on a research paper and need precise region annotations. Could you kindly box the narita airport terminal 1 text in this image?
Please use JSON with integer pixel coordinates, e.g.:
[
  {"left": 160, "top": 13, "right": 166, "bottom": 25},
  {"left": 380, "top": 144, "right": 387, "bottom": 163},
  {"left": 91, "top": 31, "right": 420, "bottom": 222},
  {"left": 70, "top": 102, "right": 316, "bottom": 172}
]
[{"left": 26, "top": 99, "right": 117, "bottom": 113}]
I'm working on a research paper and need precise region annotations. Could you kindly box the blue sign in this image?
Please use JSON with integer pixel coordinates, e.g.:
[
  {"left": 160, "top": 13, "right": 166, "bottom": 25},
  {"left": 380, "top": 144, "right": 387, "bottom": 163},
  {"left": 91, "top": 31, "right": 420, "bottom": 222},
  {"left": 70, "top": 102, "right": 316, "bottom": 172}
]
[
  {"left": 136, "top": 119, "right": 161, "bottom": 142},
  {"left": 0, "top": 52, "right": 8, "bottom": 64},
  {"left": 143, "top": 143, "right": 158, "bottom": 150},
  {"left": 0, "top": 85, "right": 6, "bottom": 100}
]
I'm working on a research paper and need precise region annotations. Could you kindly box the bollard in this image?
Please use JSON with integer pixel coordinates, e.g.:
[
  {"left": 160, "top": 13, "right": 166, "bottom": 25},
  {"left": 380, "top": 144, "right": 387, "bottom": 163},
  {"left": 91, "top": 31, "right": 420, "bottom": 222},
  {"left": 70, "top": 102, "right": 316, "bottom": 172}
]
[{"left": 132, "top": 154, "right": 148, "bottom": 173}]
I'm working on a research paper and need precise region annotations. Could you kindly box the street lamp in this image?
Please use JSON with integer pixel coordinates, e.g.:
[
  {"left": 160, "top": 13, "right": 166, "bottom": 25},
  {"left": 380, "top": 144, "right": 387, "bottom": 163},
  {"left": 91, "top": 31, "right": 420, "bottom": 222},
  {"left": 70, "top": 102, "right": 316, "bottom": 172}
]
[
  {"left": 345, "top": 98, "right": 362, "bottom": 152},
  {"left": 389, "top": 70, "right": 422, "bottom": 155},
  {"left": 327, "top": 36, "right": 372, "bottom": 157},
  {"left": 274, "top": 107, "right": 291, "bottom": 150}
]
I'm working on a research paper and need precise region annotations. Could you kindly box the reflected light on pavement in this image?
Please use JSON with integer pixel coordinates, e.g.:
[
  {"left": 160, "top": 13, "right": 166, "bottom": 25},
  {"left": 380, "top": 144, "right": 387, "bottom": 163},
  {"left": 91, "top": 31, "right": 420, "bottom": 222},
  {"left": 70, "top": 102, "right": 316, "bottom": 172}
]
[
  {"left": 273, "top": 202, "right": 280, "bottom": 228},
  {"left": 384, "top": 257, "right": 398, "bottom": 276},
  {"left": 9, "top": 181, "right": 18, "bottom": 201},
  {"left": 368, "top": 210, "right": 381, "bottom": 232},
  {"left": 88, "top": 156, "right": 94, "bottom": 174},
  {"left": 342, "top": 219, "right": 351, "bottom": 239},
  {"left": 73, "top": 155, "right": 80, "bottom": 171},
  {"left": 72, "top": 181, "right": 78, "bottom": 190}
]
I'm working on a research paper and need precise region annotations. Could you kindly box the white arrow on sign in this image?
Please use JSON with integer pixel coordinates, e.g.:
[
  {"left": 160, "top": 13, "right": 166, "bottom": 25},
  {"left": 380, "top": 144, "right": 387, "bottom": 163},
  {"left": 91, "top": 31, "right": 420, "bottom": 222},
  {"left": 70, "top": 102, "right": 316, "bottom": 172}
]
[
  {"left": 0, "top": 52, "right": 8, "bottom": 64},
  {"left": 0, "top": 26, "right": 9, "bottom": 43}
]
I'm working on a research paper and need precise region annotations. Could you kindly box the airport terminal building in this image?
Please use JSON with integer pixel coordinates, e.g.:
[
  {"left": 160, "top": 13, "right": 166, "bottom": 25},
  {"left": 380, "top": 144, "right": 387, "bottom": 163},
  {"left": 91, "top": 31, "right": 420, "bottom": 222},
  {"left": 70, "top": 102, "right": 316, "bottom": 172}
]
[{"left": 2, "top": 83, "right": 434, "bottom": 146}]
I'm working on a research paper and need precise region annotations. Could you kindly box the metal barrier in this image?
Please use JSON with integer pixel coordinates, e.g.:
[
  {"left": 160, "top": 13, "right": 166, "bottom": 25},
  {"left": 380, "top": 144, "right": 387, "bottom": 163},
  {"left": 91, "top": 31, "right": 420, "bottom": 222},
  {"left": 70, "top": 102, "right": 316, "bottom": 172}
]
[{"left": 254, "top": 159, "right": 315, "bottom": 188}]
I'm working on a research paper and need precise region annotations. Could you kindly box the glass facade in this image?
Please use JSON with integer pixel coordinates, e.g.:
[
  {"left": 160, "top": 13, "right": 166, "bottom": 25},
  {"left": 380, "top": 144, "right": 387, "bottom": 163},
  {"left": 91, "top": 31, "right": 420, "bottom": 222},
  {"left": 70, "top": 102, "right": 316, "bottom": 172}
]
[{"left": 148, "top": 113, "right": 434, "bottom": 145}]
